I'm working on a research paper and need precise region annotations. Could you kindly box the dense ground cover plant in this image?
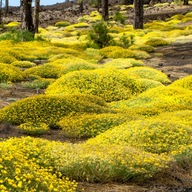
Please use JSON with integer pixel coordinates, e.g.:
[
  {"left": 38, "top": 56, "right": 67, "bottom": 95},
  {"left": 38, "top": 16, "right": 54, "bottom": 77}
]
[
  {"left": 18, "top": 122, "right": 49, "bottom": 135},
  {"left": 45, "top": 68, "right": 142, "bottom": 102},
  {"left": 0, "top": 94, "right": 111, "bottom": 126},
  {"left": 58, "top": 112, "right": 128, "bottom": 138},
  {"left": 0, "top": 137, "right": 77, "bottom": 192},
  {"left": 87, "top": 118, "right": 192, "bottom": 154},
  {"left": 11, "top": 60, "right": 36, "bottom": 68},
  {"left": 170, "top": 75, "right": 192, "bottom": 90},
  {"left": 0, "top": 63, "right": 24, "bottom": 83},
  {"left": 124, "top": 66, "right": 171, "bottom": 83}
]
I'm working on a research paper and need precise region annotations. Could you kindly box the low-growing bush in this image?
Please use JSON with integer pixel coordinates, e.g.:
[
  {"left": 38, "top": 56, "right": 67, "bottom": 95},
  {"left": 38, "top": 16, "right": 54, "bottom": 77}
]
[
  {"left": 0, "top": 94, "right": 111, "bottom": 126},
  {"left": 0, "top": 53, "right": 17, "bottom": 63},
  {"left": 145, "top": 38, "right": 170, "bottom": 47},
  {"left": 11, "top": 60, "right": 36, "bottom": 68},
  {"left": 18, "top": 122, "right": 49, "bottom": 135},
  {"left": 103, "top": 58, "right": 143, "bottom": 69},
  {"left": 55, "top": 21, "right": 71, "bottom": 27},
  {"left": 23, "top": 64, "right": 65, "bottom": 79},
  {"left": 45, "top": 69, "right": 142, "bottom": 102},
  {"left": 0, "top": 63, "right": 24, "bottom": 82},
  {"left": 87, "top": 118, "right": 192, "bottom": 154},
  {"left": 58, "top": 113, "right": 128, "bottom": 138},
  {"left": 169, "top": 75, "right": 192, "bottom": 90},
  {"left": 0, "top": 137, "right": 77, "bottom": 192},
  {"left": 129, "top": 44, "right": 155, "bottom": 53},
  {"left": 124, "top": 66, "right": 171, "bottom": 83}
]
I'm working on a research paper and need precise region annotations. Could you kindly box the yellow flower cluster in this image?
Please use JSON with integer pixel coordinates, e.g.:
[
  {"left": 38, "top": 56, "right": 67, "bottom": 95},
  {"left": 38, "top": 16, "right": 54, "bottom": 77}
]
[
  {"left": 58, "top": 112, "right": 128, "bottom": 138},
  {"left": 170, "top": 75, "right": 192, "bottom": 90},
  {"left": 45, "top": 68, "right": 142, "bottom": 102},
  {"left": 0, "top": 94, "right": 111, "bottom": 126},
  {"left": 0, "top": 137, "right": 77, "bottom": 192},
  {"left": 18, "top": 122, "right": 49, "bottom": 135},
  {"left": 124, "top": 66, "right": 171, "bottom": 83},
  {"left": 0, "top": 63, "right": 24, "bottom": 83},
  {"left": 87, "top": 118, "right": 192, "bottom": 154},
  {"left": 103, "top": 58, "right": 143, "bottom": 69},
  {"left": 11, "top": 61, "right": 36, "bottom": 68}
]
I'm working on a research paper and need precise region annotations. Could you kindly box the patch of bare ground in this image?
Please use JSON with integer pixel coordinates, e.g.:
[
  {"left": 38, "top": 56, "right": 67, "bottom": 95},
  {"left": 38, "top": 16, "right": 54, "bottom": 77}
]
[{"left": 143, "top": 42, "right": 192, "bottom": 82}]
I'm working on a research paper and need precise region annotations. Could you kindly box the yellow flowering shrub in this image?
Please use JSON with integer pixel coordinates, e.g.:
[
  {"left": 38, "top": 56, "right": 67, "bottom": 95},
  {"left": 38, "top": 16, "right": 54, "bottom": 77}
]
[
  {"left": 138, "top": 78, "right": 164, "bottom": 92},
  {"left": 58, "top": 112, "right": 128, "bottom": 138},
  {"left": 87, "top": 118, "right": 192, "bottom": 154},
  {"left": 0, "top": 94, "right": 111, "bottom": 126},
  {"left": 0, "top": 63, "right": 24, "bottom": 83},
  {"left": 5, "top": 21, "right": 20, "bottom": 27},
  {"left": 0, "top": 53, "right": 17, "bottom": 63},
  {"left": 0, "top": 137, "right": 77, "bottom": 192},
  {"left": 18, "top": 122, "right": 49, "bottom": 135},
  {"left": 83, "top": 48, "right": 103, "bottom": 62},
  {"left": 145, "top": 38, "right": 170, "bottom": 47},
  {"left": 55, "top": 21, "right": 71, "bottom": 27},
  {"left": 110, "top": 86, "right": 192, "bottom": 115},
  {"left": 54, "top": 142, "right": 172, "bottom": 182},
  {"left": 103, "top": 58, "right": 143, "bottom": 69},
  {"left": 129, "top": 44, "right": 155, "bottom": 53},
  {"left": 124, "top": 66, "right": 171, "bottom": 83},
  {"left": 100, "top": 46, "right": 135, "bottom": 58},
  {"left": 132, "top": 50, "right": 151, "bottom": 59},
  {"left": 23, "top": 64, "right": 65, "bottom": 79},
  {"left": 169, "top": 75, "right": 192, "bottom": 90},
  {"left": 11, "top": 60, "right": 36, "bottom": 68},
  {"left": 45, "top": 69, "right": 142, "bottom": 102}
]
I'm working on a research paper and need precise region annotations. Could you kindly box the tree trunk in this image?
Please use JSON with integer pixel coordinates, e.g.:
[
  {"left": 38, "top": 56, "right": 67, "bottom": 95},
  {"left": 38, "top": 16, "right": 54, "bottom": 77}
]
[
  {"left": 34, "top": 0, "right": 40, "bottom": 33},
  {"left": 0, "top": 0, "right": 2, "bottom": 24},
  {"left": 133, "top": 0, "right": 144, "bottom": 29},
  {"left": 21, "top": 0, "right": 34, "bottom": 34},
  {"left": 79, "top": 1, "right": 83, "bottom": 13},
  {"left": 97, "top": 0, "right": 101, "bottom": 12},
  {"left": 102, "top": 0, "right": 108, "bottom": 21},
  {"left": 5, "top": 0, "right": 9, "bottom": 17},
  {"left": 183, "top": 0, "right": 189, "bottom": 5}
]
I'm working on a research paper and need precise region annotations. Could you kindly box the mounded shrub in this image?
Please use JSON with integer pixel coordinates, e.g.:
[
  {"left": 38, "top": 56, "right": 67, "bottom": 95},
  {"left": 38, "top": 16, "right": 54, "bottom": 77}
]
[
  {"left": 145, "top": 38, "right": 170, "bottom": 47},
  {"left": 132, "top": 50, "right": 151, "bottom": 59},
  {"left": 11, "top": 60, "right": 36, "bottom": 68},
  {"left": 18, "top": 122, "right": 49, "bottom": 135},
  {"left": 124, "top": 66, "right": 171, "bottom": 83},
  {"left": 45, "top": 69, "right": 142, "bottom": 102},
  {"left": 55, "top": 21, "right": 71, "bottom": 27},
  {"left": 129, "top": 44, "right": 155, "bottom": 53},
  {"left": 0, "top": 63, "right": 24, "bottom": 83},
  {"left": 58, "top": 112, "right": 128, "bottom": 138},
  {"left": 104, "top": 58, "right": 143, "bottom": 69},
  {"left": 0, "top": 53, "right": 17, "bottom": 64},
  {"left": 87, "top": 118, "right": 192, "bottom": 154},
  {"left": 23, "top": 64, "right": 65, "bottom": 79},
  {"left": 0, "top": 137, "right": 77, "bottom": 192},
  {"left": 0, "top": 94, "right": 111, "bottom": 126},
  {"left": 169, "top": 75, "right": 192, "bottom": 90}
]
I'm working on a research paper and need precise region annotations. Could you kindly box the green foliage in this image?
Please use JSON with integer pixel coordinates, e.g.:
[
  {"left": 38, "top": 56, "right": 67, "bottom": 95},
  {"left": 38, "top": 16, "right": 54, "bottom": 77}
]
[
  {"left": 0, "top": 94, "right": 111, "bottom": 126},
  {"left": 114, "top": 11, "right": 126, "bottom": 25},
  {"left": 87, "top": 118, "right": 192, "bottom": 154},
  {"left": 170, "top": 75, "right": 192, "bottom": 90},
  {"left": 0, "top": 63, "right": 24, "bottom": 83},
  {"left": 45, "top": 69, "right": 142, "bottom": 102},
  {"left": 55, "top": 21, "right": 71, "bottom": 27},
  {"left": 88, "top": 21, "right": 113, "bottom": 48},
  {"left": 21, "top": 78, "right": 55, "bottom": 89},
  {"left": 124, "top": 67, "right": 171, "bottom": 83},
  {"left": 11, "top": 60, "right": 36, "bottom": 68},
  {"left": 58, "top": 113, "right": 128, "bottom": 138},
  {"left": 18, "top": 122, "right": 49, "bottom": 135},
  {"left": 114, "top": 34, "right": 135, "bottom": 48},
  {"left": 145, "top": 38, "right": 170, "bottom": 47},
  {"left": 0, "top": 28, "right": 34, "bottom": 42}
]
